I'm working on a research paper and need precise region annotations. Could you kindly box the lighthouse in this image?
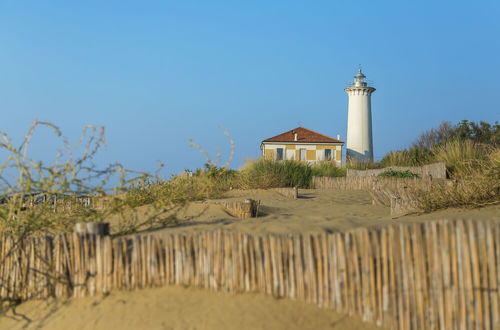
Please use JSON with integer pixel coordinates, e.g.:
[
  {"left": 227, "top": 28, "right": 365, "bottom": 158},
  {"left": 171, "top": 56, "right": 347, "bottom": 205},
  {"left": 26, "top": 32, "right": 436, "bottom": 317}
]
[{"left": 345, "top": 69, "right": 376, "bottom": 161}]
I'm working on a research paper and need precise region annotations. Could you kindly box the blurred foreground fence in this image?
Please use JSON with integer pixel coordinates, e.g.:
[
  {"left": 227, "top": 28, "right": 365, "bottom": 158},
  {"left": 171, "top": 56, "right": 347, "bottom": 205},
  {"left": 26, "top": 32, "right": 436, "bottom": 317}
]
[{"left": 0, "top": 220, "right": 498, "bottom": 330}]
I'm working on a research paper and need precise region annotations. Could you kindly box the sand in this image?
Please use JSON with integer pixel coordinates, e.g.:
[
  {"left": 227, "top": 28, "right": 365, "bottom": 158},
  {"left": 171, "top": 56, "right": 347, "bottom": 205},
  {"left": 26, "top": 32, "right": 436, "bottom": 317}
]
[
  {"left": 2, "top": 189, "right": 497, "bottom": 329},
  {"left": 0, "top": 286, "right": 385, "bottom": 330},
  {"left": 113, "top": 189, "right": 499, "bottom": 236}
]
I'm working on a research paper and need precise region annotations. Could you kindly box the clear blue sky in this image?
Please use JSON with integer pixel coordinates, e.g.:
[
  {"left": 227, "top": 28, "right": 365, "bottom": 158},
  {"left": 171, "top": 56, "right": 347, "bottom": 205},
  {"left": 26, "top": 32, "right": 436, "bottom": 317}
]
[{"left": 1, "top": 1, "right": 499, "bottom": 175}]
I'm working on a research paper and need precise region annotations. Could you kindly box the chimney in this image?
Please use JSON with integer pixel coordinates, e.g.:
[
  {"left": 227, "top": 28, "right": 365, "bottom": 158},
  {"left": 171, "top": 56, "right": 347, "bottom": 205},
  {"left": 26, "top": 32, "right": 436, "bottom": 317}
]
[
  {"left": 336, "top": 134, "right": 340, "bottom": 141},
  {"left": 294, "top": 131, "right": 298, "bottom": 141}
]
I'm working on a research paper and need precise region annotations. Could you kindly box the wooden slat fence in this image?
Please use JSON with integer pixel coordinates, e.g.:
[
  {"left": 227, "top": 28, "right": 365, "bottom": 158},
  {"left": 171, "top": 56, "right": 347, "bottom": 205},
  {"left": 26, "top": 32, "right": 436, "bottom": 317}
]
[
  {"left": 0, "top": 220, "right": 498, "bottom": 330},
  {"left": 312, "top": 176, "right": 436, "bottom": 192},
  {"left": 312, "top": 177, "right": 452, "bottom": 216},
  {"left": 274, "top": 187, "right": 299, "bottom": 199},
  {"left": 346, "top": 162, "right": 447, "bottom": 179}
]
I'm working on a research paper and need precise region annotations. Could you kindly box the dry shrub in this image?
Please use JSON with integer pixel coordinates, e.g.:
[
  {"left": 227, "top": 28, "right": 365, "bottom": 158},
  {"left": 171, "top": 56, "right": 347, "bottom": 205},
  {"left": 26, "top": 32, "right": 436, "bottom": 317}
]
[
  {"left": 379, "top": 147, "right": 433, "bottom": 167},
  {"left": 158, "top": 166, "right": 236, "bottom": 203},
  {"left": 0, "top": 121, "right": 152, "bottom": 237},
  {"left": 418, "top": 148, "right": 499, "bottom": 211},
  {"left": 107, "top": 165, "right": 239, "bottom": 234},
  {"left": 431, "top": 139, "right": 492, "bottom": 176}
]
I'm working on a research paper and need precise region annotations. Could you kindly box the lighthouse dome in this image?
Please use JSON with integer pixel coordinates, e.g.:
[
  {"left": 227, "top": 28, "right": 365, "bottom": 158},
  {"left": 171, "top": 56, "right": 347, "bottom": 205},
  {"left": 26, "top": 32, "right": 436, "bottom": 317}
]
[
  {"left": 354, "top": 69, "right": 366, "bottom": 79},
  {"left": 353, "top": 69, "right": 367, "bottom": 87}
]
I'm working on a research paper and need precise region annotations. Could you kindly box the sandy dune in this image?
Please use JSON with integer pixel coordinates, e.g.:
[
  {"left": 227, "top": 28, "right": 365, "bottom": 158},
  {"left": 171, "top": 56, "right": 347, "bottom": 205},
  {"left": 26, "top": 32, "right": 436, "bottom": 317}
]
[
  {"left": 2, "top": 189, "right": 497, "bottom": 330},
  {"left": 115, "top": 189, "right": 499, "bottom": 236},
  {"left": 1, "top": 286, "right": 384, "bottom": 330}
]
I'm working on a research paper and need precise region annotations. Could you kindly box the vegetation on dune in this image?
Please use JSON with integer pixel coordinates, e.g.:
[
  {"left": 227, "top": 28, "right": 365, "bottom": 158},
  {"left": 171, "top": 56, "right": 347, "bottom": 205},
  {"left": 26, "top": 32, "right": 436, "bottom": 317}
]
[
  {"left": 381, "top": 120, "right": 499, "bottom": 211},
  {"left": 418, "top": 148, "right": 499, "bottom": 211},
  {"left": 341, "top": 120, "right": 499, "bottom": 211},
  {"left": 378, "top": 169, "right": 420, "bottom": 179},
  {"left": 345, "top": 158, "right": 383, "bottom": 170},
  {"left": 0, "top": 120, "right": 149, "bottom": 237},
  {"left": 378, "top": 147, "right": 433, "bottom": 167},
  {"left": 311, "top": 161, "right": 347, "bottom": 178},
  {"left": 0, "top": 121, "right": 344, "bottom": 237},
  {"left": 123, "top": 158, "right": 346, "bottom": 208},
  {"left": 1, "top": 119, "right": 498, "bottom": 237},
  {"left": 236, "top": 159, "right": 346, "bottom": 189},
  {"left": 238, "top": 159, "right": 312, "bottom": 189},
  {"left": 123, "top": 165, "right": 237, "bottom": 208},
  {"left": 380, "top": 120, "right": 499, "bottom": 168}
]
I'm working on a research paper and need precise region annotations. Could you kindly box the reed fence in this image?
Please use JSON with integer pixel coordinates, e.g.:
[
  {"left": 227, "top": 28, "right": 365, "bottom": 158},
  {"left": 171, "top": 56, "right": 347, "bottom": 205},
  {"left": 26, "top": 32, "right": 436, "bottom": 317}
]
[
  {"left": 346, "top": 162, "right": 447, "bottom": 179},
  {"left": 0, "top": 220, "right": 498, "bottom": 330},
  {"left": 312, "top": 177, "right": 452, "bottom": 216},
  {"left": 274, "top": 187, "right": 299, "bottom": 199},
  {"left": 312, "top": 176, "right": 436, "bottom": 192},
  {"left": 215, "top": 199, "right": 260, "bottom": 218}
]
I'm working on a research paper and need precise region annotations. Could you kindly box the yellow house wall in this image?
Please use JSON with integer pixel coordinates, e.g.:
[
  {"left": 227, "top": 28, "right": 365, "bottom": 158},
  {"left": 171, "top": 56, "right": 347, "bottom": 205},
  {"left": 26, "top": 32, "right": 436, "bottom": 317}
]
[
  {"left": 306, "top": 150, "right": 316, "bottom": 161},
  {"left": 264, "top": 149, "right": 274, "bottom": 159},
  {"left": 262, "top": 143, "right": 343, "bottom": 163},
  {"left": 316, "top": 145, "right": 333, "bottom": 150}
]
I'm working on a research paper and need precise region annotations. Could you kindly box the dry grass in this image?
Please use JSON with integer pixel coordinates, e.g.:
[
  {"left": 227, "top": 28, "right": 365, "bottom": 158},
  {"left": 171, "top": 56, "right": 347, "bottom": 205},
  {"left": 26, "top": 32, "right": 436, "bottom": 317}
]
[
  {"left": 379, "top": 147, "right": 433, "bottom": 167},
  {"left": 0, "top": 121, "right": 157, "bottom": 237},
  {"left": 431, "top": 139, "right": 492, "bottom": 176},
  {"left": 418, "top": 147, "right": 500, "bottom": 211}
]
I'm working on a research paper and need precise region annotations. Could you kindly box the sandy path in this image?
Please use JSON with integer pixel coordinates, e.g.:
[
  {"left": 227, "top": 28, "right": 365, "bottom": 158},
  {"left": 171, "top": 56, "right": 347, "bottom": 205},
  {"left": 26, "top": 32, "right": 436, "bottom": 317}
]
[
  {"left": 0, "top": 286, "right": 385, "bottom": 330},
  {"left": 114, "top": 189, "right": 499, "bottom": 236}
]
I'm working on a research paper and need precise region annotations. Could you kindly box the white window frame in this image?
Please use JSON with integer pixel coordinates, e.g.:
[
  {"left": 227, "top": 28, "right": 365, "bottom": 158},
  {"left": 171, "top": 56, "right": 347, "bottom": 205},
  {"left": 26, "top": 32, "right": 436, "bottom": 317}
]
[
  {"left": 324, "top": 149, "right": 332, "bottom": 161},
  {"left": 299, "top": 148, "right": 306, "bottom": 161},
  {"left": 276, "top": 148, "right": 284, "bottom": 160}
]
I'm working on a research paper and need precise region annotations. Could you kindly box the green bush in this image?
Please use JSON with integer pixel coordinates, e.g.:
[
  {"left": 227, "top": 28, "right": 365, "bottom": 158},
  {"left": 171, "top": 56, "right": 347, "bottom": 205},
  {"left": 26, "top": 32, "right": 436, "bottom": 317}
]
[
  {"left": 311, "top": 161, "right": 346, "bottom": 177},
  {"left": 345, "top": 158, "right": 383, "bottom": 170},
  {"left": 238, "top": 159, "right": 312, "bottom": 189},
  {"left": 378, "top": 169, "right": 420, "bottom": 178}
]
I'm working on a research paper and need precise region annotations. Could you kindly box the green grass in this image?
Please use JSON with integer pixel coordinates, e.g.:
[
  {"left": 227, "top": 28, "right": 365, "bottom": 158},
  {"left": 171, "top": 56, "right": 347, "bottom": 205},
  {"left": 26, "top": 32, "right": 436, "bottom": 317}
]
[
  {"left": 311, "top": 161, "right": 346, "bottom": 177},
  {"left": 345, "top": 158, "right": 384, "bottom": 170},
  {"left": 238, "top": 159, "right": 313, "bottom": 189},
  {"left": 378, "top": 169, "right": 420, "bottom": 178}
]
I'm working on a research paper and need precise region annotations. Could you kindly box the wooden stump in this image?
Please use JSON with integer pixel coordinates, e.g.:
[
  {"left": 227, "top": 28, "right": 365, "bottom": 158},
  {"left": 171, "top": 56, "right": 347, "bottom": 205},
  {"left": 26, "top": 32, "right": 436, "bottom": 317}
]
[
  {"left": 218, "top": 200, "right": 259, "bottom": 218},
  {"left": 74, "top": 222, "right": 110, "bottom": 235},
  {"left": 274, "top": 187, "right": 298, "bottom": 199}
]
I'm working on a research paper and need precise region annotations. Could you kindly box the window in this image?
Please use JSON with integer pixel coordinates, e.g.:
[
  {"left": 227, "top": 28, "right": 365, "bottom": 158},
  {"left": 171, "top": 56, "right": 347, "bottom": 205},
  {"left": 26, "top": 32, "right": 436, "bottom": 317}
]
[
  {"left": 276, "top": 148, "right": 284, "bottom": 160},
  {"left": 299, "top": 148, "right": 306, "bottom": 161},
  {"left": 324, "top": 149, "right": 332, "bottom": 160}
]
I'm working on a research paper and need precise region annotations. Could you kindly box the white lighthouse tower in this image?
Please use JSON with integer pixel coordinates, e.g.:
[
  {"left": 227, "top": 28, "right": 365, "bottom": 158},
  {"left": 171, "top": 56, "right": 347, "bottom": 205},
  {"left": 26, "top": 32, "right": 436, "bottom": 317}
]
[{"left": 345, "top": 69, "right": 376, "bottom": 161}]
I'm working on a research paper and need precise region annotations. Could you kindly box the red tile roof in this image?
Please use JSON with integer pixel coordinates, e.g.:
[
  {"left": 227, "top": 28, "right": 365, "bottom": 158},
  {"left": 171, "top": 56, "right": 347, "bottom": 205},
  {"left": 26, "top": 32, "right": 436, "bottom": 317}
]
[{"left": 262, "top": 127, "right": 344, "bottom": 144}]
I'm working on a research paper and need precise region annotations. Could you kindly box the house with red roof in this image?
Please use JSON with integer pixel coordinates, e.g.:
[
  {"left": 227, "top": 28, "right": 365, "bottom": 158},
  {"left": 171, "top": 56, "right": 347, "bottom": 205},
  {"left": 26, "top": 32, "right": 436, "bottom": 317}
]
[{"left": 260, "top": 127, "right": 344, "bottom": 165}]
